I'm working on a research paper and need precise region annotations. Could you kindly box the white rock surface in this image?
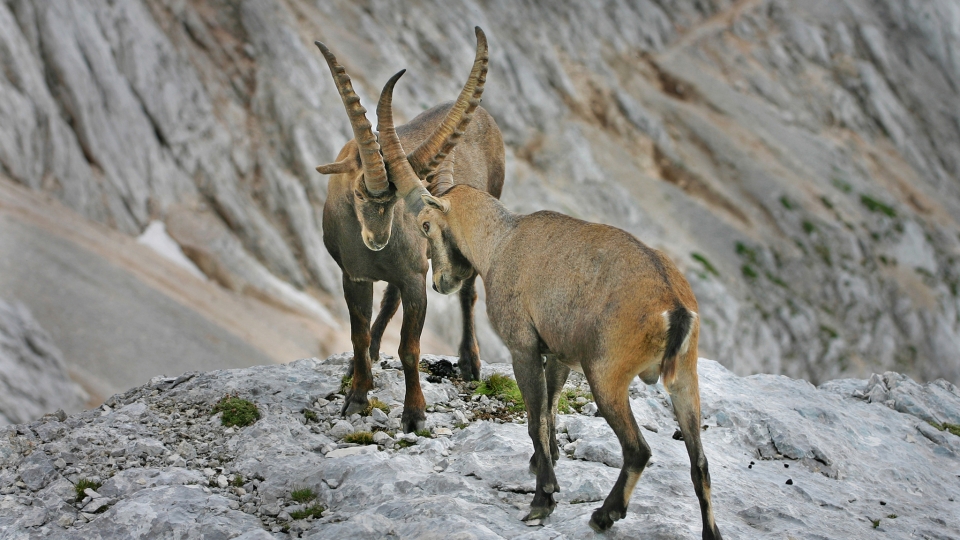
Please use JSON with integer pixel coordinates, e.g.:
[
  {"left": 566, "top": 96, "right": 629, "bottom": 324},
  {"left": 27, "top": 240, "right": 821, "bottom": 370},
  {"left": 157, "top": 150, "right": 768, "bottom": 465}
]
[{"left": 0, "top": 353, "right": 957, "bottom": 538}]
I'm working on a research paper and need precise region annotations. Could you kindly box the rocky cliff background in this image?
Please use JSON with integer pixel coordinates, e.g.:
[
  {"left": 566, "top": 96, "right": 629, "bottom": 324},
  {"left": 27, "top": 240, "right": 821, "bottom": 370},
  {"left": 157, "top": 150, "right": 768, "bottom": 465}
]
[{"left": 2, "top": 0, "right": 960, "bottom": 393}]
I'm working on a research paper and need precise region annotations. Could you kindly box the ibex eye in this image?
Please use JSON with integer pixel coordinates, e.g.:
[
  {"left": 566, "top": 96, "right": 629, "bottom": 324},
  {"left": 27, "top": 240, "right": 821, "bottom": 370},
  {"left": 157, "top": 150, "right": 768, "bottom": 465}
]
[{"left": 422, "top": 222, "right": 431, "bottom": 233}]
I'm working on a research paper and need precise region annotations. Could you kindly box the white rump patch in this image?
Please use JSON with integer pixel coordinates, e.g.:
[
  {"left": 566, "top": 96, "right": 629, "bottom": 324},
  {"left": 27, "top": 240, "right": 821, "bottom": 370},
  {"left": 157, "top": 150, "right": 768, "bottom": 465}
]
[{"left": 679, "top": 312, "right": 698, "bottom": 356}]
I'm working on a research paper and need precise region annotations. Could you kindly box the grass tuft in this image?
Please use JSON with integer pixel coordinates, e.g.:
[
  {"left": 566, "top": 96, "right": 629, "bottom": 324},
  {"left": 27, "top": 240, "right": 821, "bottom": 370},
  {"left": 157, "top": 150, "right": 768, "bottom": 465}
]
[
  {"left": 474, "top": 373, "right": 525, "bottom": 413},
  {"left": 231, "top": 475, "right": 244, "bottom": 488},
  {"left": 74, "top": 478, "right": 102, "bottom": 500},
  {"left": 415, "top": 428, "right": 432, "bottom": 438},
  {"left": 290, "top": 503, "right": 325, "bottom": 520},
  {"left": 340, "top": 375, "right": 352, "bottom": 394},
  {"left": 871, "top": 518, "right": 881, "bottom": 529},
  {"left": 741, "top": 264, "right": 758, "bottom": 280},
  {"left": 211, "top": 396, "right": 260, "bottom": 427},
  {"left": 691, "top": 253, "right": 720, "bottom": 277},
  {"left": 303, "top": 409, "right": 318, "bottom": 422},
  {"left": 362, "top": 398, "right": 390, "bottom": 416},
  {"left": 860, "top": 195, "right": 897, "bottom": 218},
  {"left": 290, "top": 487, "right": 317, "bottom": 504},
  {"left": 928, "top": 421, "right": 960, "bottom": 437},
  {"left": 396, "top": 439, "right": 417, "bottom": 448},
  {"left": 343, "top": 431, "right": 375, "bottom": 445}
]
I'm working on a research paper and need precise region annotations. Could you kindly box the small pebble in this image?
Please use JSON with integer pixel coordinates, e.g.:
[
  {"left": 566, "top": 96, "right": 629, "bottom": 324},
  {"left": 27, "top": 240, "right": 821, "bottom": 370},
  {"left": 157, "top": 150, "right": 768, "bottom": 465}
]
[
  {"left": 784, "top": 463, "right": 789, "bottom": 468},
  {"left": 880, "top": 501, "right": 886, "bottom": 506},
  {"left": 785, "top": 479, "right": 793, "bottom": 485}
]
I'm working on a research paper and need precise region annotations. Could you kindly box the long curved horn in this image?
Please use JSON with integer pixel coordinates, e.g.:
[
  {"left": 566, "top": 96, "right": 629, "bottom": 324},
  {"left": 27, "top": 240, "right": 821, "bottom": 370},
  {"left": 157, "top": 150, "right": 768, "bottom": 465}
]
[
  {"left": 314, "top": 41, "right": 389, "bottom": 195},
  {"left": 376, "top": 70, "right": 430, "bottom": 206},
  {"left": 406, "top": 26, "right": 489, "bottom": 180}
]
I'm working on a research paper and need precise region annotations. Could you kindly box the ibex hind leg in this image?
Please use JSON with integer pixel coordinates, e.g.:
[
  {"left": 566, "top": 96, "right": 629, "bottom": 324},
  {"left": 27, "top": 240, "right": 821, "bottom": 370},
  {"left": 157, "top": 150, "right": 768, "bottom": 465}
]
[
  {"left": 511, "top": 344, "right": 559, "bottom": 522},
  {"left": 341, "top": 276, "right": 374, "bottom": 416},
  {"left": 456, "top": 274, "right": 482, "bottom": 381},
  {"left": 666, "top": 353, "right": 723, "bottom": 540},
  {"left": 529, "top": 355, "right": 568, "bottom": 472},
  {"left": 583, "top": 361, "right": 652, "bottom": 532},
  {"left": 544, "top": 355, "right": 570, "bottom": 465},
  {"left": 369, "top": 283, "right": 401, "bottom": 362}
]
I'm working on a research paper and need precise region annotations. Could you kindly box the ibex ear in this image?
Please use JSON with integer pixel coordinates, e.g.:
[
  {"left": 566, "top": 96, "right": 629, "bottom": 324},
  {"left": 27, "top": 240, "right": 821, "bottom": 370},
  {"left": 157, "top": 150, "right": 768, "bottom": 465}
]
[
  {"left": 421, "top": 194, "right": 450, "bottom": 213},
  {"left": 315, "top": 158, "right": 359, "bottom": 175}
]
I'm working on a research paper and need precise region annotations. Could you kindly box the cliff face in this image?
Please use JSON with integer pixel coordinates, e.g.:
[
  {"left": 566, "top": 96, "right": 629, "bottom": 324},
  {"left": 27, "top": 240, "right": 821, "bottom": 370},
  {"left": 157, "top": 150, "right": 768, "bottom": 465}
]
[
  {"left": 1, "top": 0, "right": 959, "bottom": 382},
  {"left": 0, "top": 354, "right": 958, "bottom": 538}
]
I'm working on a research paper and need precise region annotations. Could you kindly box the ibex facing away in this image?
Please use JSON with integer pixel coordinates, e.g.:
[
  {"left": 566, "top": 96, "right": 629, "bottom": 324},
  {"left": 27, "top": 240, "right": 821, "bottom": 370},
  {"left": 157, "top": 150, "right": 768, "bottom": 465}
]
[
  {"left": 314, "top": 28, "right": 504, "bottom": 432},
  {"left": 416, "top": 186, "right": 722, "bottom": 538}
]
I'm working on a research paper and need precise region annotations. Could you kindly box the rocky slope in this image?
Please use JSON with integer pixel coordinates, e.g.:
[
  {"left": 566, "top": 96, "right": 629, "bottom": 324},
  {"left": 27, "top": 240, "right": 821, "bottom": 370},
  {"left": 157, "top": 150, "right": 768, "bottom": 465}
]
[
  {"left": 1, "top": 0, "right": 959, "bottom": 384},
  {"left": 0, "top": 300, "right": 86, "bottom": 425},
  {"left": 1, "top": 353, "right": 959, "bottom": 539}
]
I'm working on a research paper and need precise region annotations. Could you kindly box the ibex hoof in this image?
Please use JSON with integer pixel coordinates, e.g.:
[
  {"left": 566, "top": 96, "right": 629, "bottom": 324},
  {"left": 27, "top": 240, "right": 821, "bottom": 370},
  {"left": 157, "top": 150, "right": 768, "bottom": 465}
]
[
  {"left": 340, "top": 393, "right": 368, "bottom": 417},
  {"left": 588, "top": 507, "right": 623, "bottom": 532},
  {"left": 457, "top": 356, "right": 481, "bottom": 382},
  {"left": 401, "top": 415, "right": 425, "bottom": 434}
]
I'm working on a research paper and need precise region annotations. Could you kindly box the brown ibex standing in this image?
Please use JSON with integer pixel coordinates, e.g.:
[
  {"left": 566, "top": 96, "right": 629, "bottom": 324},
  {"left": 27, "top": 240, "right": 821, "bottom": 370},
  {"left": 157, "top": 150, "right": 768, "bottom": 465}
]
[
  {"left": 313, "top": 28, "right": 504, "bottom": 432},
  {"left": 414, "top": 186, "right": 722, "bottom": 538}
]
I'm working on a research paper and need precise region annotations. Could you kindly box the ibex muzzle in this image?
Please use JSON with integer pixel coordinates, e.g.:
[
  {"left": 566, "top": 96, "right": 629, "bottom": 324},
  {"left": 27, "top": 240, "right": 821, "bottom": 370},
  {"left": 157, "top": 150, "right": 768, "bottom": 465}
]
[{"left": 417, "top": 186, "right": 723, "bottom": 538}]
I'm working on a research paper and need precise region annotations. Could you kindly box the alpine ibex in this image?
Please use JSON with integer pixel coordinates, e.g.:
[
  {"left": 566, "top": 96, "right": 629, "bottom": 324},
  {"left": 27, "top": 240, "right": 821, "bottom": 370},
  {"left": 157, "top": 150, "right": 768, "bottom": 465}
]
[
  {"left": 415, "top": 186, "right": 722, "bottom": 537},
  {"left": 314, "top": 28, "right": 504, "bottom": 432}
]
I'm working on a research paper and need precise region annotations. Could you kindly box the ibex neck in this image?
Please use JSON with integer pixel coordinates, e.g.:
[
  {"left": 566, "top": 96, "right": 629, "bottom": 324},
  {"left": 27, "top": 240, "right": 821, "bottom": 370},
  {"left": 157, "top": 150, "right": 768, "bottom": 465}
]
[{"left": 452, "top": 192, "right": 515, "bottom": 279}]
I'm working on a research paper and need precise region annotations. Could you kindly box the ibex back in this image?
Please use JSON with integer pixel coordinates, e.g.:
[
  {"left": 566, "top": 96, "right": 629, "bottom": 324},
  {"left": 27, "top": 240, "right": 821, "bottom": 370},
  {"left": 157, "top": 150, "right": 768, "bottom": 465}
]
[
  {"left": 314, "top": 28, "right": 504, "bottom": 432},
  {"left": 417, "top": 186, "right": 722, "bottom": 538}
]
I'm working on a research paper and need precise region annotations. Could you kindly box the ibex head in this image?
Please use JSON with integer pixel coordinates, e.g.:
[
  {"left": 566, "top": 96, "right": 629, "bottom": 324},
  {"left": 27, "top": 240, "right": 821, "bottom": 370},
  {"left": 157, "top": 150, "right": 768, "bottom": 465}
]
[
  {"left": 418, "top": 192, "right": 474, "bottom": 295},
  {"left": 314, "top": 27, "right": 488, "bottom": 251}
]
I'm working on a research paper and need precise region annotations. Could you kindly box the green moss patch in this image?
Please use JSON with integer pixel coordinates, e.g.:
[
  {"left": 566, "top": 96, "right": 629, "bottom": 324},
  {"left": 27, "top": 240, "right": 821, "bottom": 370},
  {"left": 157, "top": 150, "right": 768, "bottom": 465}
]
[
  {"left": 211, "top": 396, "right": 260, "bottom": 427},
  {"left": 474, "top": 373, "right": 525, "bottom": 413},
  {"left": 343, "top": 431, "right": 375, "bottom": 445}
]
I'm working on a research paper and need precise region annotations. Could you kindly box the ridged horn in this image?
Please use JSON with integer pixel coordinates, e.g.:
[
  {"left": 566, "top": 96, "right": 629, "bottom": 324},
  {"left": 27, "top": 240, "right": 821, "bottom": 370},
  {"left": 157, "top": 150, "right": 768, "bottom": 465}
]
[
  {"left": 314, "top": 41, "right": 389, "bottom": 195},
  {"left": 315, "top": 158, "right": 358, "bottom": 175},
  {"left": 406, "top": 26, "right": 489, "bottom": 180},
  {"left": 376, "top": 70, "right": 430, "bottom": 202}
]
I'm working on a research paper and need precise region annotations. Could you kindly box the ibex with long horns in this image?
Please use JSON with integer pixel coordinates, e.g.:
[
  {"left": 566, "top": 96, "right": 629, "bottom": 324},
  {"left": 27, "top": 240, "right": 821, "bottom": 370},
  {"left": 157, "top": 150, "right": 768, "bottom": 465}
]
[
  {"left": 314, "top": 28, "right": 504, "bottom": 432},
  {"left": 414, "top": 186, "right": 723, "bottom": 537}
]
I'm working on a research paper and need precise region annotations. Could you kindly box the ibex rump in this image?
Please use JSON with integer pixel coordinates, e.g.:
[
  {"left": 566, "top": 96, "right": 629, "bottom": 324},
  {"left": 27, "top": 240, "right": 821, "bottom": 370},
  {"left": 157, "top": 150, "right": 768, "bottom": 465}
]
[
  {"left": 415, "top": 186, "right": 722, "bottom": 538},
  {"left": 314, "top": 28, "right": 504, "bottom": 432}
]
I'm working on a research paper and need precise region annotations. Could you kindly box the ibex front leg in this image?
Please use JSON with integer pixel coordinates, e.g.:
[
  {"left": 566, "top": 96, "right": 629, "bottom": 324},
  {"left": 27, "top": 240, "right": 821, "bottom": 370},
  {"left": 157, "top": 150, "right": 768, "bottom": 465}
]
[
  {"left": 397, "top": 279, "right": 428, "bottom": 433},
  {"left": 456, "top": 273, "right": 482, "bottom": 381},
  {"left": 341, "top": 275, "right": 374, "bottom": 416}
]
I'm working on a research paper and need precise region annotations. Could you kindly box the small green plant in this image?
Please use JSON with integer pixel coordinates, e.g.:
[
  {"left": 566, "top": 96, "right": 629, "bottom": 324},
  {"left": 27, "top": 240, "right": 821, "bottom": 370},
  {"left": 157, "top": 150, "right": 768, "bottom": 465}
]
[
  {"left": 362, "top": 398, "right": 390, "bottom": 416},
  {"left": 820, "top": 195, "right": 834, "bottom": 209},
  {"left": 741, "top": 264, "right": 758, "bottom": 280},
  {"left": 415, "top": 428, "right": 432, "bottom": 438},
  {"left": 819, "top": 325, "right": 839, "bottom": 339},
  {"left": 860, "top": 195, "right": 897, "bottom": 218},
  {"left": 343, "top": 431, "right": 375, "bottom": 445},
  {"left": 396, "top": 439, "right": 416, "bottom": 448},
  {"left": 871, "top": 518, "right": 880, "bottom": 529},
  {"left": 886, "top": 514, "right": 898, "bottom": 519},
  {"left": 474, "top": 373, "right": 525, "bottom": 412},
  {"left": 802, "top": 221, "right": 817, "bottom": 235},
  {"left": 831, "top": 177, "right": 852, "bottom": 193},
  {"left": 231, "top": 475, "right": 244, "bottom": 488},
  {"left": 453, "top": 422, "right": 469, "bottom": 430},
  {"left": 560, "top": 388, "right": 594, "bottom": 414},
  {"left": 290, "top": 487, "right": 317, "bottom": 504},
  {"left": 928, "top": 421, "right": 960, "bottom": 437},
  {"left": 779, "top": 195, "right": 795, "bottom": 210},
  {"left": 340, "top": 375, "right": 352, "bottom": 394},
  {"left": 290, "top": 503, "right": 325, "bottom": 520},
  {"left": 303, "top": 409, "right": 318, "bottom": 422},
  {"left": 764, "top": 271, "right": 788, "bottom": 288},
  {"left": 212, "top": 396, "right": 260, "bottom": 427},
  {"left": 691, "top": 253, "right": 720, "bottom": 277},
  {"left": 74, "top": 478, "right": 102, "bottom": 500}
]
